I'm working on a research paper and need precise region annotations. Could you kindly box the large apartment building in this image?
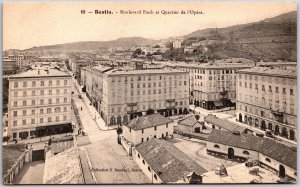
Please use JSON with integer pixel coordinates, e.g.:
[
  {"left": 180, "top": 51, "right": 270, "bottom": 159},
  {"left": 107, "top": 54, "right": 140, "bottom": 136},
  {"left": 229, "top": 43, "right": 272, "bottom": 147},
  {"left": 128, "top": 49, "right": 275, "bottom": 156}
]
[
  {"left": 89, "top": 66, "right": 189, "bottom": 126},
  {"left": 7, "top": 68, "right": 72, "bottom": 140},
  {"left": 236, "top": 66, "right": 297, "bottom": 141},
  {"left": 172, "top": 62, "right": 253, "bottom": 110}
]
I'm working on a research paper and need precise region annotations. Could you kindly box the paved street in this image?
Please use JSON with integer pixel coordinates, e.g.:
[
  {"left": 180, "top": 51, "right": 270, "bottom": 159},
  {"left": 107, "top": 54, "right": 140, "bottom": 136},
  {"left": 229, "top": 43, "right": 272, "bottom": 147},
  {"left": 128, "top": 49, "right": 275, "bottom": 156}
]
[
  {"left": 71, "top": 78, "right": 150, "bottom": 184},
  {"left": 13, "top": 161, "right": 45, "bottom": 184}
]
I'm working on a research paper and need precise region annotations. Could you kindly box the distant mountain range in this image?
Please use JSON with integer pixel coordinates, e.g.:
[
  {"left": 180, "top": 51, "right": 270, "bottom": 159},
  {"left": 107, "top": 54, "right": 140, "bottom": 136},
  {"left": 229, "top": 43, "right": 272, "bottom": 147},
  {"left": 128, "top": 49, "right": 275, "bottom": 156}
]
[
  {"left": 26, "top": 37, "right": 158, "bottom": 51},
  {"left": 24, "top": 11, "right": 296, "bottom": 61},
  {"left": 181, "top": 11, "right": 297, "bottom": 61}
]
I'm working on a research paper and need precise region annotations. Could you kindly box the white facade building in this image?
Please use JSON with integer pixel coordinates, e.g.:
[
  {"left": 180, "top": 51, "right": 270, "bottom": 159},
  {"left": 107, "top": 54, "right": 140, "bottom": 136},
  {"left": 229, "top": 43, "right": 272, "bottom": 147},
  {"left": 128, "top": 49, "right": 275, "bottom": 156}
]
[
  {"left": 7, "top": 68, "right": 72, "bottom": 140},
  {"left": 122, "top": 113, "right": 174, "bottom": 146}
]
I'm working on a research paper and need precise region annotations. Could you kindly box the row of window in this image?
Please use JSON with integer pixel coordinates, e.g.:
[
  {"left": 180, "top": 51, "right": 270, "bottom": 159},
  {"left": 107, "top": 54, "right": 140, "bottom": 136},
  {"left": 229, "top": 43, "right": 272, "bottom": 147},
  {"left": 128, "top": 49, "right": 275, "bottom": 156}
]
[
  {"left": 207, "top": 75, "right": 236, "bottom": 81},
  {"left": 13, "top": 80, "right": 69, "bottom": 88},
  {"left": 13, "top": 89, "right": 69, "bottom": 97},
  {"left": 112, "top": 88, "right": 187, "bottom": 97},
  {"left": 213, "top": 144, "right": 250, "bottom": 155},
  {"left": 239, "top": 74, "right": 295, "bottom": 85},
  {"left": 111, "top": 80, "right": 188, "bottom": 88},
  {"left": 136, "top": 154, "right": 158, "bottom": 181},
  {"left": 239, "top": 82, "right": 294, "bottom": 95},
  {"left": 180, "top": 68, "right": 237, "bottom": 75},
  {"left": 13, "top": 106, "right": 69, "bottom": 117},
  {"left": 12, "top": 98, "right": 69, "bottom": 107},
  {"left": 110, "top": 102, "right": 187, "bottom": 113},
  {"left": 13, "top": 115, "right": 68, "bottom": 126},
  {"left": 111, "top": 75, "right": 187, "bottom": 82},
  {"left": 137, "top": 124, "right": 169, "bottom": 133},
  {"left": 240, "top": 97, "right": 295, "bottom": 115}
]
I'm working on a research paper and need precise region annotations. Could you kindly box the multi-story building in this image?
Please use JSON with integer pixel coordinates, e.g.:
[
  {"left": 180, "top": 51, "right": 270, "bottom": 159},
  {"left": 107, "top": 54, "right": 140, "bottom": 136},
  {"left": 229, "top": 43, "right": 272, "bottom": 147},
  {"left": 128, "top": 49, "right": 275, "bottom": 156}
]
[
  {"left": 172, "top": 40, "right": 182, "bottom": 49},
  {"left": 90, "top": 66, "right": 189, "bottom": 126},
  {"left": 7, "top": 68, "right": 72, "bottom": 140},
  {"left": 174, "top": 62, "right": 254, "bottom": 110},
  {"left": 8, "top": 55, "right": 25, "bottom": 67},
  {"left": 3, "top": 58, "right": 18, "bottom": 75},
  {"left": 236, "top": 66, "right": 297, "bottom": 141}
]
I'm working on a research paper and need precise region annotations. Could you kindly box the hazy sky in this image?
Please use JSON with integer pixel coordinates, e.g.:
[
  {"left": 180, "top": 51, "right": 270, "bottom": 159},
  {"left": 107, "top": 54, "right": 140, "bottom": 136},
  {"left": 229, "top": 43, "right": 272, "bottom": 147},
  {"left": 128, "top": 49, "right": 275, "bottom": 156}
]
[{"left": 3, "top": 1, "right": 297, "bottom": 50}]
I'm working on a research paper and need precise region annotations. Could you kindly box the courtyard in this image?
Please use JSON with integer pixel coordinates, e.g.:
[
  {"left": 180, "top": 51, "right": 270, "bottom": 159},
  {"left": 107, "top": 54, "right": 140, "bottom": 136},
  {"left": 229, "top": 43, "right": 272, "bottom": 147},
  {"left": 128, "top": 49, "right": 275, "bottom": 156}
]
[{"left": 169, "top": 138, "right": 240, "bottom": 172}]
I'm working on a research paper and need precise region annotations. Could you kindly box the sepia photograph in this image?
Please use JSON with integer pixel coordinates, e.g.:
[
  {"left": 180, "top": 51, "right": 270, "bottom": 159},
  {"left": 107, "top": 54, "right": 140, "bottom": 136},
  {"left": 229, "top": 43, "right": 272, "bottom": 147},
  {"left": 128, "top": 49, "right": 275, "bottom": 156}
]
[{"left": 2, "top": 1, "right": 297, "bottom": 184}]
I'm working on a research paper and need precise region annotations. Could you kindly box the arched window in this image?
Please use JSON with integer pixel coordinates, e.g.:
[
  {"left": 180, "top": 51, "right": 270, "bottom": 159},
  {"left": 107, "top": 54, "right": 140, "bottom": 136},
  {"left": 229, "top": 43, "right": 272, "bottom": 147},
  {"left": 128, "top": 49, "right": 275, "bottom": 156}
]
[
  {"left": 148, "top": 166, "right": 151, "bottom": 172},
  {"left": 154, "top": 174, "right": 158, "bottom": 180},
  {"left": 243, "top": 150, "right": 250, "bottom": 155},
  {"left": 142, "top": 160, "right": 145, "bottom": 165},
  {"left": 265, "top": 158, "right": 271, "bottom": 163},
  {"left": 214, "top": 144, "right": 220, "bottom": 148},
  {"left": 138, "top": 154, "right": 140, "bottom": 158}
]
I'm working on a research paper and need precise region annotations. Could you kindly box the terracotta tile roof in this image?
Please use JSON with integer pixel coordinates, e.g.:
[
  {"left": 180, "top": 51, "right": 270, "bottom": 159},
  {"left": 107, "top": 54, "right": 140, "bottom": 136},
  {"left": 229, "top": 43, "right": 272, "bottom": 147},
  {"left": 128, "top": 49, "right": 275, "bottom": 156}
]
[
  {"left": 9, "top": 68, "right": 70, "bottom": 78},
  {"left": 259, "top": 138, "right": 297, "bottom": 170},
  {"left": 49, "top": 136, "right": 74, "bottom": 154},
  {"left": 208, "top": 130, "right": 297, "bottom": 169},
  {"left": 178, "top": 116, "right": 201, "bottom": 127},
  {"left": 43, "top": 147, "right": 84, "bottom": 184},
  {"left": 208, "top": 129, "right": 263, "bottom": 151},
  {"left": 125, "top": 113, "right": 173, "bottom": 131},
  {"left": 2, "top": 143, "right": 26, "bottom": 177},
  {"left": 204, "top": 114, "right": 247, "bottom": 134},
  {"left": 136, "top": 139, "right": 207, "bottom": 183}
]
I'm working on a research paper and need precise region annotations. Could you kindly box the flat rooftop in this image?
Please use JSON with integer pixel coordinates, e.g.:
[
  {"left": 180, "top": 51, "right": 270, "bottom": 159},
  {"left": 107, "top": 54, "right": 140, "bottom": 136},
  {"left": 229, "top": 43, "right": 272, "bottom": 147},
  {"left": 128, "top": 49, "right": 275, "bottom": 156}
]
[
  {"left": 9, "top": 68, "right": 71, "bottom": 79},
  {"left": 238, "top": 66, "right": 297, "bottom": 78},
  {"left": 105, "top": 67, "right": 187, "bottom": 75},
  {"left": 202, "top": 163, "right": 282, "bottom": 184},
  {"left": 3, "top": 143, "right": 26, "bottom": 177}
]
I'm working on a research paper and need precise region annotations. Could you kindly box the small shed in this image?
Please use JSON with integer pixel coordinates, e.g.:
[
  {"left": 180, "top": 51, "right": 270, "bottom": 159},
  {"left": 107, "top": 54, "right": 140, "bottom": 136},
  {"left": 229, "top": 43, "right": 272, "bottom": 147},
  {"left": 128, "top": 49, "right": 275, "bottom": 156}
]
[{"left": 177, "top": 116, "right": 203, "bottom": 133}]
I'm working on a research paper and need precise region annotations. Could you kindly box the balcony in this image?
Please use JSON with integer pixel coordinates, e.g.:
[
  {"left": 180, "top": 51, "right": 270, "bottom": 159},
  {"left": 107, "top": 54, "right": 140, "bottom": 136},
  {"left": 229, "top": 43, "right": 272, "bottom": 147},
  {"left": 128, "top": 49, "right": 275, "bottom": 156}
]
[
  {"left": 166, "top": 99, "right": 175, "bottom": 103},
  {"left": 127, "top": 103, "right": 137, "bottom": 107},
  {"left": 220, "top": 90, "right": 228, "bottom": 96},
  {"left": 271, "top": 109, "right": 284, "bottom": 123}
]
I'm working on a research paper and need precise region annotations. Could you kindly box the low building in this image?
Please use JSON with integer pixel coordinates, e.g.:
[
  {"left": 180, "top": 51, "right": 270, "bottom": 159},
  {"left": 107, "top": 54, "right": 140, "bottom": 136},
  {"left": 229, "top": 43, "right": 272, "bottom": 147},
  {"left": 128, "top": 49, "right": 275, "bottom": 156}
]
[
  {"left": 43, "top": 146, "right": 84, "bottom": 184},
  {"left": 122, "top": 113, "right": 174, "bottom": 146},
  {"left": 204, "top": 114, "right": 249, "bottom": 135},
  {"left": 2, "top": 143, "right": 33, "bottom": 184},
  {"left": 206, "top": 129, "right": 297, "bottom": 180},
  {"left": 133, "top": 138, "right": 206, "bottom": 184},
  {"left": 184, "top": 46, "right": 195, "bottom": 53},
  {"left": 176, "top": 116, "right": 203, "bottom": 133}
]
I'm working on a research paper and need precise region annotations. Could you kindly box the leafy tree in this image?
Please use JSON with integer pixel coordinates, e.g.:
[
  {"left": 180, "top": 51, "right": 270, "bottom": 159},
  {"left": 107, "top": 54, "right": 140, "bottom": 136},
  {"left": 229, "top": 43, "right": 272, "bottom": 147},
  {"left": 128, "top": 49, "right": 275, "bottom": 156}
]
[
  {"left": 153, "top": 44, "right": 160, "bottom": 48},
  {"left": 133, "top": 48, "right": 142, "bottom": 56}
]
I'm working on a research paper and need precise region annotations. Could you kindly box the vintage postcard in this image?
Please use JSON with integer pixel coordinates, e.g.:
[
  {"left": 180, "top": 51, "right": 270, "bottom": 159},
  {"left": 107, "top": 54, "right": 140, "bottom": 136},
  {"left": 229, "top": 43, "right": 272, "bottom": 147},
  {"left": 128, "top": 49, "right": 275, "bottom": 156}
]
[{"left": 2, "top": 1, "right": 297, "bottom": 184}]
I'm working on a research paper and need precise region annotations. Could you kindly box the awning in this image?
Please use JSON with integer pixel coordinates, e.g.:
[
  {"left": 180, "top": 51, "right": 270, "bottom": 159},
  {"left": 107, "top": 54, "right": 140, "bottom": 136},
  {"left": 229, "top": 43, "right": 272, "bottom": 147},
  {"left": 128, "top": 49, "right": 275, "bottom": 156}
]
[{"left": 214, "top": 101, "right": 223, "bottom": 107}]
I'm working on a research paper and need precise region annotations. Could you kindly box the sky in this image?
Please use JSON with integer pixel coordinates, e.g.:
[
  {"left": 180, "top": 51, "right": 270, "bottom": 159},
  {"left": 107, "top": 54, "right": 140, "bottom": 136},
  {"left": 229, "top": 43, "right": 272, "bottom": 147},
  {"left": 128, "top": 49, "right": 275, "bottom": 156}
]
[{"left": 3, "top": 1, "right": 297, "bottom": 50}]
